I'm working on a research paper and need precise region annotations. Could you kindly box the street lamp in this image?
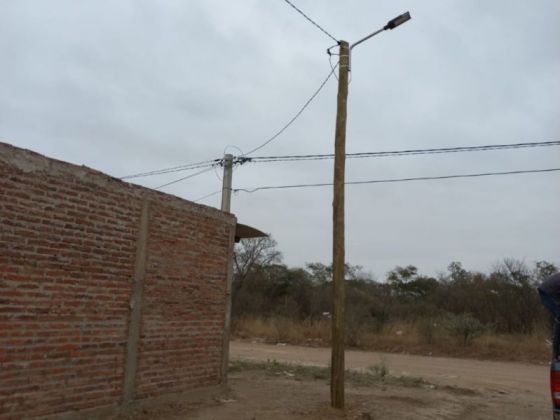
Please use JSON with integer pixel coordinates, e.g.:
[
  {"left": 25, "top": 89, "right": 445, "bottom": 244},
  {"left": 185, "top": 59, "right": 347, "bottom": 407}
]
[
  {"left": 385, "top": 11, "right": 412, "bottom": 30},
  {"left": 346, "top": 11, "right": 412, "bottom": 70},
  {"left": 330, "top": 11, "right": 411, "bottom": 410}
]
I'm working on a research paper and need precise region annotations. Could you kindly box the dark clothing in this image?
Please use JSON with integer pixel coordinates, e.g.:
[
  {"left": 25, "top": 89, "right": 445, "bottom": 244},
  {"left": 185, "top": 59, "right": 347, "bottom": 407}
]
[
  {"left": 538, "top": 273, "right": 560, "bottom": 359},
  {"left": 539, "top": 288, "right": 560, "bottom": 318},
  {"left": 539, "top": 273, "right": 560, "bottom": 318},
  {"left": 538, "top": 273, "right": 560, "bottom": 301}
]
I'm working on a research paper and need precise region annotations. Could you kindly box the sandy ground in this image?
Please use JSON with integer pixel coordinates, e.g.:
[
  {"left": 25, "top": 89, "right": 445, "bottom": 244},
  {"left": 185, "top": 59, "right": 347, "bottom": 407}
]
[
  {"left": 230, "top": 341, "right": 550, "bottom": 395},
  {"left": 112, "top": 341, "right": 552, "bottom": 419}
]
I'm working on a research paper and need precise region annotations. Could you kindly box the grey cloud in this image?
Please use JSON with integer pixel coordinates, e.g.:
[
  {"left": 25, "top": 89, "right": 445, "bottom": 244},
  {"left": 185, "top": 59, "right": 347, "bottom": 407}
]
[{"left": 0, "top": 0, "right": 558, "bottom": 278}]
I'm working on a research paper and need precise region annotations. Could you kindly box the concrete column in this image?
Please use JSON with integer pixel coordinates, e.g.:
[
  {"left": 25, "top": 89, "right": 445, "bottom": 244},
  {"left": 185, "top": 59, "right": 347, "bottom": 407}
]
[
  {"left": 122, "top": 199, "right": 150, "bottom": 403},
  {"left": 220, "top": 224, "right": 236, "bottom": 384}
]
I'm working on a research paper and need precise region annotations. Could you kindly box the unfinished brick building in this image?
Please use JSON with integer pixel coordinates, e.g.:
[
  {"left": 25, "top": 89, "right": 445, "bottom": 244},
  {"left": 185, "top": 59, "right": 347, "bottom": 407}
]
[{"left": 0, "top": 142, "right": 236, "bottom": 419}]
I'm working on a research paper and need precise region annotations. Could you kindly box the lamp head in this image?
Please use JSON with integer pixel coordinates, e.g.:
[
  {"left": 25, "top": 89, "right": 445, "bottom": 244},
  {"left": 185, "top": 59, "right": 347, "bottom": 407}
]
[{"left": 384, "top": 11, "right": 411, "bottom": 30}]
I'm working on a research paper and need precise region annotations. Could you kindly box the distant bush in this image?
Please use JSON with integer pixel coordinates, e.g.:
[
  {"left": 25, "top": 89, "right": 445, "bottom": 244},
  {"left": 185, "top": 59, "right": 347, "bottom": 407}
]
[
  {"left": 417, "top": 318, "right": 438, "bottom": 345},
  {"left": 443, "top": 313, "right": 486, "bottom": 346},
  {"left": 233, "top": 238, "right": 557, "bottom": 338}
]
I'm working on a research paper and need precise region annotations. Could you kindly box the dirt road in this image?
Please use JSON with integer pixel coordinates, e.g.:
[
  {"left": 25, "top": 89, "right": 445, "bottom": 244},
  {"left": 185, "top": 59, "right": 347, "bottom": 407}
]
[
  {"left": 230, "top": 340, "right": 550, "bottom": 395},
  {"left": 113, "top": 342, "right": 553, "bottom": 419}
]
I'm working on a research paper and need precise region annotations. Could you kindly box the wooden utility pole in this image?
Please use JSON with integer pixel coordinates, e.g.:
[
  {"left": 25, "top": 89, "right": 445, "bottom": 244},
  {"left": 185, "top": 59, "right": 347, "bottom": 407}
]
[
  {"left": 331, "top": 40, "right": 349, "bottom": 409},
  {"left": 329, "top": 13, "right": 411, "bottom": 408}
]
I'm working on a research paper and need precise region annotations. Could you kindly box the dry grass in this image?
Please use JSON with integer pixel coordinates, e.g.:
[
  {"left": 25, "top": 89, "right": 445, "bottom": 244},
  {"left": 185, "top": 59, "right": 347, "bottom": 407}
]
[
  {"left": 232, "top": 317, "right": 550, "bottom": 364},
  {"left": 229, "top": 359, "right": 432, "bottom": 389},
  {"left": 233, "top": 317, "right": 330, "bottom": 346}
]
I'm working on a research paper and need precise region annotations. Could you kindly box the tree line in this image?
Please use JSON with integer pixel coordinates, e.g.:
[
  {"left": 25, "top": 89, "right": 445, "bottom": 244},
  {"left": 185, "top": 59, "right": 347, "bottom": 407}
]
[{"left": 232, "top": 237, "right": 557, "bottom": 339}]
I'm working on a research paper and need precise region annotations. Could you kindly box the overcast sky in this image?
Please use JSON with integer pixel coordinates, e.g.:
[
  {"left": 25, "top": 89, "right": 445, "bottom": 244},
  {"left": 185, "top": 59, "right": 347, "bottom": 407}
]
[{"left": 1, "top": 0, "right": 558, "bottom": 279}]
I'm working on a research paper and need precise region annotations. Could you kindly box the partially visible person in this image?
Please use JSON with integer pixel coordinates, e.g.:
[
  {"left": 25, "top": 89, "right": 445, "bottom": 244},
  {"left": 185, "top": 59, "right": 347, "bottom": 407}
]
[
  {"left": 538, "top": 272, "right": 560, "bottom": 359},
  {"left": 539, "top": 273, "right": 560, "bottom": 317}
]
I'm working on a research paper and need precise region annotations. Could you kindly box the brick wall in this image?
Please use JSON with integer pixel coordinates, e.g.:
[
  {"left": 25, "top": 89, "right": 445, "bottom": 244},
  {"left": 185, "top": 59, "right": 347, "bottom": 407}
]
[{"left": 0, "top": 142, "right": 235, "bottom": 419}]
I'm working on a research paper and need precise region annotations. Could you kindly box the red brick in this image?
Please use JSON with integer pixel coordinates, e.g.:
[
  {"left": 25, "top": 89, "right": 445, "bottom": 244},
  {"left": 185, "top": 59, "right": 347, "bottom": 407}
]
[{"left": 0, "top": 141, "right": 234, "bottom": 419}]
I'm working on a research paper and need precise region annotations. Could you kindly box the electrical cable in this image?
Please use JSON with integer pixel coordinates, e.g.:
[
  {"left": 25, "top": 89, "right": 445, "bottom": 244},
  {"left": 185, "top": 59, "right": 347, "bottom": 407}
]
[
  {"left": 193, "top": 190, "right": 222, "bottom": 203},
  {"left": 121, "top": 141, "right": 558, "bottom": 183},
  {"left": 247, "top": 141, "right": 560, "bottom": 163},
  {"left": 233, "top": 167, "right": 560, "bottom": 194},
  {"left": 223, "top": 145, "right": 245, "bottom": 156},
  {"left": 120, "top": 159, "right": 219, "bottom": 180},
  {"left": 243, "top": 63, "right": 338, "bottom": 156},
  {"left": 329, "top": 54, "right": 339, "bottom": 81},
  {"left": 213, "top": 164, "right": 223, "bottom": 182},
  {"left": 328, "top": 52, "right": 353, "bottom": 85},
  {"left": 281, "top": 0, "right": 339, "bottom": 43},
  {"left": 154, "top": 166, "right": 216, "bottom": 190}
]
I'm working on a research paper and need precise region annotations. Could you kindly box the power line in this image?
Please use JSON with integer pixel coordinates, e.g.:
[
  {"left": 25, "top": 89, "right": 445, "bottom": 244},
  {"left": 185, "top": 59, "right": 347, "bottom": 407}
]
[
  {"left": 234, "top": 167, "right": 560, "bottom": 193},
  {"left": 120, "top": 62, "right": 338, "bottom": 179},
  {"left": 246, "top": 140, "right": 560, "bottom": 163},
  {"left": 281, "top": 0, "right": 339, "bottom": 43},
  {"left": 193, "top": 190, "right": 222, "bottom": 202},
  {"left": 121, "top": 159, "right": 219, "bottom": 180},
  {"left": 154, "top": 166, "right": 215, "bottom": 190},
  {"left": 121, "top": 140, "right": 559, "bottom": 182},
  {"left": 243, "top": 63, "right": 338, "bottom": 156}
]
